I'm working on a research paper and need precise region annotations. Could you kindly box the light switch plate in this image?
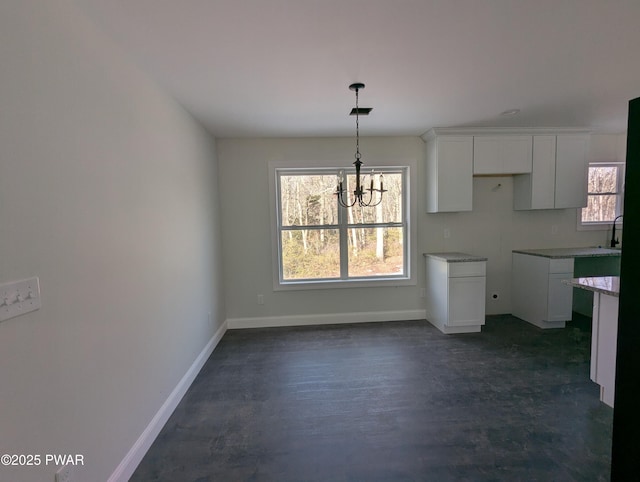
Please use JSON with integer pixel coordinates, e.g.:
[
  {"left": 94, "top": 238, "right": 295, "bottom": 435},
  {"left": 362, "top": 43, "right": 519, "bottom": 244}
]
[{"left": 0, "top": 277, "right": 41, "bottom": 322}]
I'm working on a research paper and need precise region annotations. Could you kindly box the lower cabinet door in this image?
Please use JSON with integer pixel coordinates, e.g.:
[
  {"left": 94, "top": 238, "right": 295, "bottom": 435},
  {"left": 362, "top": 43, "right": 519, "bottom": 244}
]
[
  {"left": 448, "top": 276, "right": 486, "bottom": 326},
  {"left": 547, "top": 273, "right": 573, "bottom": 321}
]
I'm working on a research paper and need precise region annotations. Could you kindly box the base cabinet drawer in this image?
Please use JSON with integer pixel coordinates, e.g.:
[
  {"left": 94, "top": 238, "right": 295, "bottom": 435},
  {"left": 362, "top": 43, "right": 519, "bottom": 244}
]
[
  {"left": 549, "top": 258, "right": 574, "bottom": 274},
  {"left": 449, "top": 261, "right": 486, "bottom": 278}
]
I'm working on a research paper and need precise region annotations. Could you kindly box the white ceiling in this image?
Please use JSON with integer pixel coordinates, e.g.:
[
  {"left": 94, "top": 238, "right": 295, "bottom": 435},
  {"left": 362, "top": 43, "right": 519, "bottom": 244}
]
[{"left": 74, "top": 0, "right": 640, "bottom": 138}]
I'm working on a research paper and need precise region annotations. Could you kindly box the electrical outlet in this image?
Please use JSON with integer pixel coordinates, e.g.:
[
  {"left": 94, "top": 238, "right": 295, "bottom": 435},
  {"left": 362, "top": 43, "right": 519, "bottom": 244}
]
[
  {"left": 55, "top": 464, "right": 73, "bottom": 482},
  {"left": 443, "top": 228, "right": 450, "bottom": 239},
  {"left": 257, "top": 294, "right": 264, "bottom": 305}
]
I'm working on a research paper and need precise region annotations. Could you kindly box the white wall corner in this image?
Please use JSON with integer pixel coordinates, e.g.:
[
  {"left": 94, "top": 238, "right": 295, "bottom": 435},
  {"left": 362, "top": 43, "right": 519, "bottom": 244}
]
[{"left": 107, "top": 320, "right": 227, "bottom": 482}]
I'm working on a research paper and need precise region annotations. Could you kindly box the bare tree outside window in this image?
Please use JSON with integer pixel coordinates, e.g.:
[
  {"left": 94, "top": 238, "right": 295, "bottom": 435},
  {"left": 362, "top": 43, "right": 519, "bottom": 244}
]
[
  {"left": 277, "top": 168, "right": 407, "bottom": 282},
  {"left": 581, "top": 163, "right": 624, "bottom": 224}
]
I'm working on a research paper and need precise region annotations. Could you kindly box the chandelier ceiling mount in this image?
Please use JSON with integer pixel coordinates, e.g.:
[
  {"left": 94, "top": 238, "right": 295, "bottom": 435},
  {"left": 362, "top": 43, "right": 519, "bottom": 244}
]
[{"left": 335, "top": 83, "right": 385, "bottom": 208}]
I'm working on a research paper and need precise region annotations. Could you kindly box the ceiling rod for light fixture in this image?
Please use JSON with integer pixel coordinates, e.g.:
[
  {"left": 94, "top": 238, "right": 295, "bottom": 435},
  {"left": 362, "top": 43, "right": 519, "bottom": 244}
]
[{"left": 335, "top": 83, "right": 386, "bottom": 208}]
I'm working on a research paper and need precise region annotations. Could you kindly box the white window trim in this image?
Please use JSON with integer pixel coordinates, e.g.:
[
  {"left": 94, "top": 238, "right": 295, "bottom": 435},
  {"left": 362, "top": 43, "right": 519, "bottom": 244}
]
[
  {"left": 268, "top": 158, "right": 417, "bottom": 291},
  {"left": 576, "top": 161, "right": 625, "bottom": 231}
]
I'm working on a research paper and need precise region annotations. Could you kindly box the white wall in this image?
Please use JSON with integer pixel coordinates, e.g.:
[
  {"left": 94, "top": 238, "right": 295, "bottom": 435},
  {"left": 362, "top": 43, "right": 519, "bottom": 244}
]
[
  {"left": 424, "top": 176, "right": 607, "bottom": 314},
  {"left": 0, "top": 1, "right": 224, "bottom": 481},
  {"left": 218, "top": 134, "right": 624, "bottom": 323},
  {"left": 217, "top": 137, "right": 423, "bottom": 327},
  {"left": 589, "top": 133, "right": 628, "bottom": 164}
]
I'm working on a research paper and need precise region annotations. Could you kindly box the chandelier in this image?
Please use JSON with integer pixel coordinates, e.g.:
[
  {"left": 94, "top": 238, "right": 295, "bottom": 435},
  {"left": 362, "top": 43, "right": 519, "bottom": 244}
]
[{"left": 335, "top": 83, "right": 386, "bottom": 208}]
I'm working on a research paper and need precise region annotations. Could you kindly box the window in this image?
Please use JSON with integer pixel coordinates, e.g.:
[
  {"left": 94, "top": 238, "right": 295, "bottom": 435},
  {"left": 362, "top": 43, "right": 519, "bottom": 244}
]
[
  {"left": 273, "top": 166, "right": 409, "bottom": 287},
  {"left": 579, "top": 162, "right": 625, "bottom": 228}
]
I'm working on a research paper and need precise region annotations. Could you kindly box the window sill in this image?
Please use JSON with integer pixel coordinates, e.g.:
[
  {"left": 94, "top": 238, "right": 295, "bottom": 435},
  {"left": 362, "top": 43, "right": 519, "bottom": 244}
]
[
  {"left": 576, "top": 222, "right": 613, "bottom": 231},
  {"left": 576, "top": 210, "right": 621, "bottom": 231},
  {"left": 274, "top": 276, "right": 415, "bottom": 291}
]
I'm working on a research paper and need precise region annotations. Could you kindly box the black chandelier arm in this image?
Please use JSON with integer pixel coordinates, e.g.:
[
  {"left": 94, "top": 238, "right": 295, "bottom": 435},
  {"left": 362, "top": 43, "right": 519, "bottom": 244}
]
[
  {"left": 336, "top": 187, "right": 385, "bottom": 208},
  {"left": 367, "top": 186, "right": 387, "bottom": 196},
  {"left": 359, "top": 196, "right": 383, "bottom": 208},
  {"left": 334, "top": 173, "right": 386, "bottom": 208},
  {"left": 360, "top": 187, "right": 385, "bottom": 207},
  {"left": 335, "top": 189, "right": 358, "bottom": 208}
]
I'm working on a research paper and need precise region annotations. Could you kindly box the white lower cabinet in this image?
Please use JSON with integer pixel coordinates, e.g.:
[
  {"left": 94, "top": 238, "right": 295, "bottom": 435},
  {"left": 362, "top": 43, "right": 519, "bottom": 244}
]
[
  {"left": 424, "top": 253, "right": 487, "bottom": 334},
  {"left": 511, "top": 253, "right": 574, "bottom": 328},
  {"left": 448, "top": 277, "right": 486, "bottom": 326},
  {"left": 591, "top": 293, "right": 619, "bottom": 407}
]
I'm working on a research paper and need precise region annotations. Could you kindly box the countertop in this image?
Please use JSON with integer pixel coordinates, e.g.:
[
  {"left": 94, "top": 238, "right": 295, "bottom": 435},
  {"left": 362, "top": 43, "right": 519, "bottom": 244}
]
[
  {"left": 423, "top": 252, "right": 488, "bottom": 263},
  {"left": 563, "top": 276, "right": 620, "bottom": 297},
  {"left": 512, "top": 247, "right": 621, "bottom": 259}
]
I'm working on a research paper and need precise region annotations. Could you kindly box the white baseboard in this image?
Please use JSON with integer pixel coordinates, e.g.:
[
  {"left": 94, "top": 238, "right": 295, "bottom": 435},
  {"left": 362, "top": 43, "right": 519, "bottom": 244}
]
[
  {"left": 426, "top": 317, "right": 483, "bottom": 334},
  {"left": 108, "top": 320, "right": 227, "bottom": 482},
  {"left": 226, "top": 309, "right": 426, "bottom": 329}
]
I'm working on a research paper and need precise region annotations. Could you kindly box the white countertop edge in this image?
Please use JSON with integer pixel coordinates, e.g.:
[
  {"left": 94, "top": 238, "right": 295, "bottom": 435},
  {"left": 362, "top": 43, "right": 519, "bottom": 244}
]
[
  {"left": 563, "top": 276, "right": 620, "bottom": 297},
  {"left": 512, "top": 247, "right": 621, "bottom": 259},
  {"left": 423, "top": 252, "right": 488, "bottom": 263}
]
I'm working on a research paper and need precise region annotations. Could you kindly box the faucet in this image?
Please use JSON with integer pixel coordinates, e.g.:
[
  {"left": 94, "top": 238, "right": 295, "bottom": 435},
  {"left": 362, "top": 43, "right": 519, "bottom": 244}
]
[{"left": 610, "top": 215, "right": 623, "bottom": 248}]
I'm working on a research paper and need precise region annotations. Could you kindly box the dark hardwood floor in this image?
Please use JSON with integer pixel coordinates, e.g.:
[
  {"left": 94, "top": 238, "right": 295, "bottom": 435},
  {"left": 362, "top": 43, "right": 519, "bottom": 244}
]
[{"left": 131, "top": 315, "right": 612, "bottom": 481}]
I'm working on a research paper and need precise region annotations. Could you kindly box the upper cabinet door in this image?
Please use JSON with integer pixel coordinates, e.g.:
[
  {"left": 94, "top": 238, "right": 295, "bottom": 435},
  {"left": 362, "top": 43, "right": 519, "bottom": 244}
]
[
  {"left": 425, "top": 136, "right": 473, "bottom": 213},
  {"left": 531, "top": 135, "right": 557, "bottom": 209},
  {"left": 473, "top": 136, "right": 532, "bottom": 175},
  {"left": 501, "top": 136, "right": 533, "bottom": 174},
  {"left": 473, "top": 137, "right": 501, "bottom": 174},
  {"left": 555, "top": 135, "right": 589, "bottom": 209}
]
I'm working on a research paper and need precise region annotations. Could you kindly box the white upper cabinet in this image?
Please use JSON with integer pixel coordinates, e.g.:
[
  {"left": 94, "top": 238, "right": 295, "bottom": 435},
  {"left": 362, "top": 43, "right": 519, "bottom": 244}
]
[
  {"left": 424, "top": 134, "right": 473, "bottom": 213},
  {"left": 514, "top": 133, "right": 589, "bottom": 210},
  {"left": 554, "top": 135, "right": 589, "bottom": 209},
  {"left": 514, "top": 136, "right": 556, "bottom": 210},
  {"left": 473, "top": 136, "right": 532, "bottom": 175},
  {"left": 424, "top": 128, "right": 590, "bottom": 213}
]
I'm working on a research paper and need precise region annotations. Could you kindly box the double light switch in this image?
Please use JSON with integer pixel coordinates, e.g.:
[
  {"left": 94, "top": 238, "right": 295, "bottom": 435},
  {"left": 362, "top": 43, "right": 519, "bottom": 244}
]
[{"left": 0, "top": 277, "right": 41, "bottom": 322}]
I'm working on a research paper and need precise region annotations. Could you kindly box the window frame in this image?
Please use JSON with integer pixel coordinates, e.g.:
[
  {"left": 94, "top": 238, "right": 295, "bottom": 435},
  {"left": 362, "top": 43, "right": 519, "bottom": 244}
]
[
  {"left": 577, "top": 161, "right": 625, "bottom": 231},
  {"left": 269, "top": 161, "right": 415, "bottom": 291}
]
